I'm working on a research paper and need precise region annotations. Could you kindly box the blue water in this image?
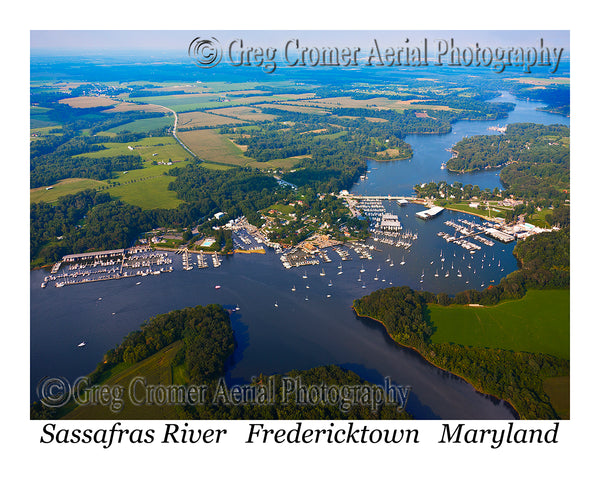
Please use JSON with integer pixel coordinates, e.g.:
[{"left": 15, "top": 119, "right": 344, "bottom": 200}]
[
  {"left": 351, "top": 92, "right": 569, "bottom": 196},
  {"left": 30, "top": 92, "right": 568, "bottom": 419}
]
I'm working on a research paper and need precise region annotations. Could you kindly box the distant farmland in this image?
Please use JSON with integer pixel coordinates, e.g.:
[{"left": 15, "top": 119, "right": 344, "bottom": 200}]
[
  {"left": 59, "top": 96, "right": 119, "bottom": 108},
  {"left": 178, "top": 111, "right": 246, "bottom": 129}
]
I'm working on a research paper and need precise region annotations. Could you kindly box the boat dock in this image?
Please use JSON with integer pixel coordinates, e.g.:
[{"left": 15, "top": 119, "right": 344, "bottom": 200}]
[{"left": 416, "top": 206, "right": 445, "bottom": 220}]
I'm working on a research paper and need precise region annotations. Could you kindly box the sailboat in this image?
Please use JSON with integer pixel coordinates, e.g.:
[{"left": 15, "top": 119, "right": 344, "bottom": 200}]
[
  {"left": 77, "top": 341, "right": 86, "bottom": 348},
  {"left": 445, "top": 270, "right": 450, "bottom": 278},
  {"left": 374, "top": 274, "right": 379, "bottom": 281},
  {"left": 400, "top": 256, "right": 405, "bottom": 265},
  {"left": 306, "top": 284, "right": 310, "bottom": 289},
  {"left": 386, "top": 254, "right": 391, "bottom": 263},
  {"left": 362, "top": 283, "right": 366, "bottom": 289},
  {"left": 302, "top": 271, "right": 308, "bottom": 279},
  {"left": 390, "top": 259, "right": 394, "bottom": 267},
  {"left": 320, "top": 268, "right": 326, "bottom": 276},
  {"left": 338, "top": 263, "right": 342, "bottom": 269},
  {"left": 337, "top": 269, "right": 343, "bottom": 275},
  {"left": 358, "top": 274, "right": 362, "bottom": 282},
  {"left": 291, "top": 285, "right": 296, "bottom": 292},
  {"left": 377, "top": 265, "right": 381, "bottom": 272},
  {"left": 274, "top": 301, "right": 279, "bottom": 307},
  {"left": 457, "top": 269, "right": 462, "bottom": 278},
  {"left": 360, "top": 264, "right": 365, "bottom": 273},
  {"left": 434, "top": 270, "right": 439, "bottom": 277},
  {"left": 328, "top": 280, "right": 333, "bottom": 287}
]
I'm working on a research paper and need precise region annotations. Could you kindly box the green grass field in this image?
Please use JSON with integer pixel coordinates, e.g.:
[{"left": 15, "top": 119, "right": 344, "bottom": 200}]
[
  {"left": 109, "top": 175, "right": 184, "bottom": 209},
  {"left": 64, "top": 341, "right": 183, "bottom": 420},
  {"left": 429, "top": 289, "right": 570, "bottom": 359},
  {"left": 106, "top": 115, "right": 173, "bottom": 133},
  {"left": 30, "top": 178, "right": 108, "bottom": 203},
  {"left": 542, "top": 376, "right": 570, "bottom": 419}
]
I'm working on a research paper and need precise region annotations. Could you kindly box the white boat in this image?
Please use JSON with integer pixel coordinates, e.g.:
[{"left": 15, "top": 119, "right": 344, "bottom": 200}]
[
  {"left": 320, "top": 269, "right": 326, "bottom": 277},
  {"left": 306, "top": 284, "right": 310, "bottom": 289},
  {"left": 360, "top": 265, "right": 365, "bottom": 273},
  {"left": 326, "top": 294, "right": 332, "bottom": 298},
  {"left": 390, "top": 260, "right": 394, "bottom": 267},
  {"left": 215, "top": 285, "right": 221, "bottom": 289},
  {"left": 434, "top": 270, "right": 439, "bottom": 277},
  {"left": 337, "top": 270, "right": 343, "bottom": 275},
  {"left": 77, "top": 342, "right": 86, "bottom": 348},
  {"left": 445, "top": 271, "right": 450, "bottom": 278},
  {"left": 136, "top": 281, "right": 141, "bottom": 285},
  {"left": 302, "top": 271, "right": 308, "bottom": 279},
  {"left": 357, "top": 274, "right": 362, "bottom": 282},
  {"left": 274, "top": 301, "right": 278, "bottom": 307},
  {"left": 400, "top": 256, "right": 405, "bottom": 265},
  {"left": 457, "top": 270, "right": 462, "bottom": 278},
  {"left": 291, "top": 285, "right": 296, "bottom": 292},
  {"left": 328, "top": 280, "right": 333, "bottom": 287},
  {"left": 377, "top": 265, "right": 381, "bottom": 272}
]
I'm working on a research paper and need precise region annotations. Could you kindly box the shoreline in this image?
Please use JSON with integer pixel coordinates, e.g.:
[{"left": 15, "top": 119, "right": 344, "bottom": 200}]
[
  {"left": 436, "top": 204, "right": 503, "bottom": 222},
  {"left": 351, "top": 306, "right": 521, "bottom": 420}
]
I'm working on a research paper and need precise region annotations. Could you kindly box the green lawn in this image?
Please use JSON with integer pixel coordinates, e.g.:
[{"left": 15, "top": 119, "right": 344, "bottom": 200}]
[{"left": 429, "top": 289, "right": 570, "bottom": 359}]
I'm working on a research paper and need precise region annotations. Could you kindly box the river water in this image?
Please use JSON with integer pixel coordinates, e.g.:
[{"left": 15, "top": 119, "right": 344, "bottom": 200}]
[{"left": 29, "top": 92, "right": 569, "bottom": 419}]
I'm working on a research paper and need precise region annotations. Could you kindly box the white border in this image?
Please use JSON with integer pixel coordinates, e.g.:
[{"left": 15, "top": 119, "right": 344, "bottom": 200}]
[{"left": 4, "top": 0, "right": 597, "bottom": 477}]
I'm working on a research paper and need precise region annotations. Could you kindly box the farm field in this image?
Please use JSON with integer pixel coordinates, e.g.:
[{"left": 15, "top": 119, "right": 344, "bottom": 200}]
[
  {"left": 205, "top": 106, "right": 277, "bottom": 122},
  {"left": 177, "top": 129, "right": 250, "bottom": 166},
  {"left": 288, "top": 96, "right": 454, "bottom": 112},
  {"left": 130, "top": 93, "right": 314, "bottom": 113},
  {"left": 109, "top": 174, "right": 184, "bottom": 209},
  {"left": 73, "top": 136, "right": 190, "bottom": 163},
  {"left": 64, "top": 341, "right": 183, "bottom": 420},
  {"left": 429, "top": 289, "right": 570, "bottom": 359},
  {"left": 58, "top": 96, "right": 119, "bottom": 108},
  {"left": 30, "top": 178, "right": 108, "bottom": 204},
  {"left": 103, "top": 102, "right": 170, "bottom": 113},
  {"left": 178, "top": 111, "right": 246, "bottom": 129},
  {"left": 543, "top": 376, "right": 570, "bottom": 419},
  {"left": 105, "top": 115, "right": 173, "bottom": 134}
]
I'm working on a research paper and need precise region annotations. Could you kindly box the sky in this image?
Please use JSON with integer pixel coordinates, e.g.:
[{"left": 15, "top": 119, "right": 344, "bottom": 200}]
[{"left": 30, "top": 30, "right": 570, "bottom": 55}]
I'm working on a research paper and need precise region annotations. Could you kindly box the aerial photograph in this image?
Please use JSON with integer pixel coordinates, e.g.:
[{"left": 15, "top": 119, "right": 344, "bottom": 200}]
[{"left": 29, "top": 30, "right": 570, "bottom": 421}]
